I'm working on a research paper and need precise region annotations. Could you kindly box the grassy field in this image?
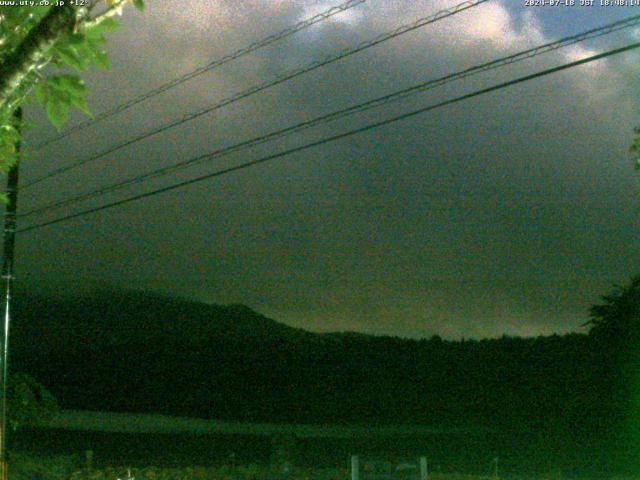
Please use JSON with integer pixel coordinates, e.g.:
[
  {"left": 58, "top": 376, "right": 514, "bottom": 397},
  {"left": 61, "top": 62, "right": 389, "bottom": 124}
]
[{"left": 7, "top": 454, "right": 639, "bottom": 480}]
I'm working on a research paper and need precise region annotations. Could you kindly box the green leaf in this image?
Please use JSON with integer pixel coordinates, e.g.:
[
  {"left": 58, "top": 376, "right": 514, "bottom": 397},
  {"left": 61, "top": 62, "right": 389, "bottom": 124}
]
[
  {"left": 85, "top": 31, "right": 107, "bottom": 45},
  {"left": 46, "top": 99, "right": 70, "bottom": 130},
  {"left": 67, "top": 32, "right": 86, "bottom": 45},
  {"left": 89, "top": 17, "right": 121, "bottom": 36},
  {"left": 0, "top": 125, "right": 20, "bottom": 145},
  {"left": 84, "top": 38, "right": 105, "bottom": 61},
  {"left": 94, "top": 50, "right": 111, "bottom": 70},
  {"left": 133, "top": 0, "right": 144, "bottom": 11},
  {"left": 34, "top": 83, "right": 47, "bottom": 104},
  {"left": 54, "top": 45, "right": 87, "bottom": 71},
  {"left": 46, "top": 76, "right": 64, "bottom": 90},
  {"left": 102, "top": 18, "right": 121, "bottom": 31},
  {"left": 46, "top": 78, "right": 71, "bottom": 104},
  {"left": 56, "top": 75, "right": 86, "bottom": 98},
  {"left": 0, "top": 144, "right": 18, "bottom": 172},
  {"left": 70, "top": 95, "right": 92, "bottom": 117}
]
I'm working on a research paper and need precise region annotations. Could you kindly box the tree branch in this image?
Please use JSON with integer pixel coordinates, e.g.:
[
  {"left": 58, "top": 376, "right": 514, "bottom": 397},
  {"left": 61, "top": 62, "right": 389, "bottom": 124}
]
[
  {"left": 82, "top": 0, "right": 129, "bottom": 29},
  {"left": 0, "top": 5, "right": 79, "bottom": 111}
]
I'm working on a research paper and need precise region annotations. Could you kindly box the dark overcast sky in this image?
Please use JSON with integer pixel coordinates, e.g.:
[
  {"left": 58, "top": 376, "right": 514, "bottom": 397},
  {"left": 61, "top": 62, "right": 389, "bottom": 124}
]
[{"left": 13, "top": 0, "right": 640, "bottom": 339}]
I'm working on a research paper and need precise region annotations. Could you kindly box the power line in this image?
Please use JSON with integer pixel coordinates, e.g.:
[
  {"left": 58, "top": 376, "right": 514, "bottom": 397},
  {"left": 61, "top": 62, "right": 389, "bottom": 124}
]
[
  {"left": 33, "top": 0, "right": 367, "bottom": 150},
  {"left": 17, "top": 41, "right": 640, "bottom": 234},
  {"left": 19, "top": 13, "right": 640, "bottom": 218},
  {"left": 22, "top": 0, "right": 489, "bottom": 189}
]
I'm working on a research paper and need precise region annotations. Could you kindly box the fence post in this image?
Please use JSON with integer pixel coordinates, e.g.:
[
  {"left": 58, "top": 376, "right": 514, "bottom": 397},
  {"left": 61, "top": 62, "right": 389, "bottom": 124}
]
[
  {"left": 420, "top": 457, "right": 428, "bottom": 480},
  {"left": 351, "top": 455, "right": 359, "bottom": 480},
  {"left": 85, "top": 450, "right": 93, "bottom": 472},
  {"left": 271, "top": 434, "right": 296, "bottom": 479}
]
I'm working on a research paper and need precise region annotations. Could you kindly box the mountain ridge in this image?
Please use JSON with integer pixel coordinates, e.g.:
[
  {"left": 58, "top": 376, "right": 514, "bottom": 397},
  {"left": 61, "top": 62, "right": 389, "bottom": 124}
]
[{"left": 5, "top": 287, "right": 614, "bottom": 436}]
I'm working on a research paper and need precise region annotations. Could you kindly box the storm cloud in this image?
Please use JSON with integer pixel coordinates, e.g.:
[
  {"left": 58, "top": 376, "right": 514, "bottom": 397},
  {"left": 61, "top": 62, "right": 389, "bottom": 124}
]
[{"left": 14, "top": 0, "right": 640, "bottom": 339}]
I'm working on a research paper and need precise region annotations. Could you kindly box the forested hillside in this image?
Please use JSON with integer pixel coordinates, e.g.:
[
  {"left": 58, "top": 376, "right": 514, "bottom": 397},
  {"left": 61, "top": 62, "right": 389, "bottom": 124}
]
[{"left": 8, "top": 279, "right": 640, "bottom": 472}]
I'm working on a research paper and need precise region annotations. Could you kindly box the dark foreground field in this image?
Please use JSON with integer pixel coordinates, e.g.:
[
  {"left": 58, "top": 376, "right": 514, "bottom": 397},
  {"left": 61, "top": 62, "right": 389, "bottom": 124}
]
[{"left": 7, "top": 427, "right": 627, "bottom": 478}]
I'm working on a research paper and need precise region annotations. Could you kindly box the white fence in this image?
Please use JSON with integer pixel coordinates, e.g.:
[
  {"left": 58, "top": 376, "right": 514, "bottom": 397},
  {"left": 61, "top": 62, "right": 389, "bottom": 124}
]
[{"left": 350, "top": 455, "right": 429, "bottom": 480}]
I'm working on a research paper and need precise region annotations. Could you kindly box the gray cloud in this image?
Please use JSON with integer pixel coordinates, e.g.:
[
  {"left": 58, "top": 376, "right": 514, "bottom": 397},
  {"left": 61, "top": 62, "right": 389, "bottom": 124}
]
[{"left": 14, "top": 0, "right": 640, "bottom": 339}]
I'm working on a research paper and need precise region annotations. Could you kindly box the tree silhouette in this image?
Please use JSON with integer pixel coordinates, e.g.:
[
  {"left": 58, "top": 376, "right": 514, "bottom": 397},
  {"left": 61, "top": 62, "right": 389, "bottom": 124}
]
[
  {"left": 7, "top": 373, "right": 58, "bottom": 431},
  {"left": 587, "top": 275, "right": 640, "bottom": 343}
]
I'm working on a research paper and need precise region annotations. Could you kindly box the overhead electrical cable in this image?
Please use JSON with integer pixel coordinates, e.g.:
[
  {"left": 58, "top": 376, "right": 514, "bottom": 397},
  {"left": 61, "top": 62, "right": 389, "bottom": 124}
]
[
  {"left": 17, "top": 41, "right": 640, "bottom": 234},
  {"left": 23, "top": 0, "right": 489, "bottom": 189},
  {"left": 34, "top": 0, "right": 367, "bottom": 149},
  {"left": 18, "top": 13, "right": 640, "bottom": 219}
]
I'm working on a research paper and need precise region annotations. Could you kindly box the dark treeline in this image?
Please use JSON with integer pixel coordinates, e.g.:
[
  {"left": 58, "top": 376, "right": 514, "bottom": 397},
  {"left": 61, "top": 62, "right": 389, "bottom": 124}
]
[{"left": 7, "top": 278, "right": 640, "bottom": 474}]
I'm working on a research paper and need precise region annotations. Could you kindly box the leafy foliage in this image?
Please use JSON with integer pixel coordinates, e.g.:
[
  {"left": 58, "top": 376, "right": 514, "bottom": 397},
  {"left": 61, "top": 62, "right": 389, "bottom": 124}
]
[
  {"left": 8, "top": 452, "right": 80, "bottom": 480},
  {"left": 7, "top": 372, "right": 58, "bottom": 431},
  {"left": 586, "top": 276, "right": 640, "bottom": 471},
  {"left": 630, "top": 126, "right": 640, "bottom": 171},
  {"left": 0, "top": 1, "right": 144, "bottom": 180},
  {"left": 0, "top": 7, "right": 52, "bottom": 59},
  {"left": 587, "top": 275, "right": 640, "bottom": 342}
]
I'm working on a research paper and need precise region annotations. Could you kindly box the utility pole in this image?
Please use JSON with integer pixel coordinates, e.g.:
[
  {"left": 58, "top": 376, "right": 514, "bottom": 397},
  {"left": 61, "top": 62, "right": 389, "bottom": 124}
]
[{"left": 0, "top": 107, "right": 22, "bottom": 480}]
